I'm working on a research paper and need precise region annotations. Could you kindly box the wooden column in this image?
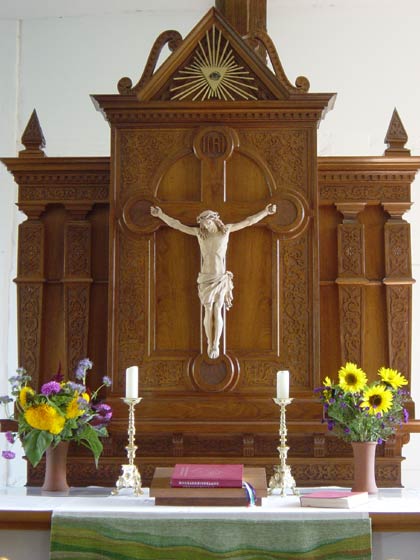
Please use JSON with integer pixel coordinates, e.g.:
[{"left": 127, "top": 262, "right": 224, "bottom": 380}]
[
  {"left": 382, "top": 202, "right": 414, "bottom": 376},
  {"left": 63, "top": 206, "right": 93, "bottom": 374},
  {"left": 16, "top": 208, "right": 46, "bottom": 384},
  {"left": 335, "top": 202, "right": 367, "bottom": 365}
]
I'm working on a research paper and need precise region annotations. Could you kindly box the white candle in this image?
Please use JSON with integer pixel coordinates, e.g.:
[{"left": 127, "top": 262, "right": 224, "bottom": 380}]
[
  {"left": 125, "top": 366, "right": 139, "bottom": 399},
  {"left": 276, "top": 370, "right": 289, "bottom": 399}
]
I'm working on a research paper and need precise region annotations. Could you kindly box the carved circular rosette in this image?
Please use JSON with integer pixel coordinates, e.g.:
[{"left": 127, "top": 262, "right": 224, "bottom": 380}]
[
  {"left": 189, "top": 352, "right": 239, "bottom": 392},
  {"left": 193, "top": 126, "right": 239, "bottom": 161},
  {"left": 267, "top": 189, "right": 310, "bottom": 238},
  {"left": 121, "top": 197, "right": 159, "bottom": 235}
]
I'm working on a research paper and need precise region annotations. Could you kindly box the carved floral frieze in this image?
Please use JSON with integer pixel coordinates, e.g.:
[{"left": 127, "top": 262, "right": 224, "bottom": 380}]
[
  {"left": 241, "top": 130, "right": 306, "bottom": 193},
  {"left": 65, "top": 285, "right": 90, "bottom": 374},
  {"left": 141, "top": 361, "right": 185, "bottom": 388},
  {"left": 338, "top": 285, "right": 363, "bottom": 365},
  {"left": 117, "top": 235, "right": 147, "bottom": 386},
  {"left": 385, "top": 223, "right": 411, "bottom": 277},
  {"left": 119, "top": 130, "right": 187, "bottom": 197},
  {"left": 338, "top": 224, "right": 364, "bottom": 276},
  {"left": 320, "top": 183, "right": 411, "bottom": 203},
  {"left": 387, "top": 285, "right": 410, "bottom": 375},
  {"left": 18, "top": 222, "right": 44, "bottom": 277},
  {"left": 18, "top": 284, "right": 43, "bottom": 383},
  {"left": 281, "top": 235, "right": 309, "bottom": 384}
]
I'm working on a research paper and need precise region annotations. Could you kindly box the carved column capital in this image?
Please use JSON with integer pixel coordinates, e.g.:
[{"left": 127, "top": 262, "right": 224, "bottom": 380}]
[
  {"left": 335, "top": 202, "right": 366, "bottom": 222},
  {"left": 65, "top": 203, "right": 94, "bottom": 221},
  {"left": 382, "top": 202, "right": 412, "bottom": 220}
]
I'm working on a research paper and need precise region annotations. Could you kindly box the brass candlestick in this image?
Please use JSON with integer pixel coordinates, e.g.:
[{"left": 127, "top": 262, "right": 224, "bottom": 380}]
[
  {"left": 112, "top": 397, "right": 143, "bottom": 496},
  {"left": 268, "top": 397, "right": 299, "bottom": 496}
]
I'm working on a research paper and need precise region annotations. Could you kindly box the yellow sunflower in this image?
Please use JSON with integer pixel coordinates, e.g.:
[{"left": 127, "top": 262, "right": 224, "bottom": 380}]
[
  {"left": 24, "top": 404, "right": 65, "bottom": 434},
  {"left": 66, "top": 392, "right": 90, "bottom": 419},
  {"left": 361, "top": 385, "right": 393, "bottom": 416},
  {"left": 338, "top": 362, "right": 367, "bottom": 393},
  {"left": 19, "top": 386, "right": 35, "bottom": 408},
  {"left": 378, "top": 367, "right": 408, "bottom": 390}
]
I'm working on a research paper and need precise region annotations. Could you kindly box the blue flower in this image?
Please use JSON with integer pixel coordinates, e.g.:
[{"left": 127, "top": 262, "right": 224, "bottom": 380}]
[
  {"left": 67, "top": 382, "right": 86, "bottom": 393},
  {"left": 75, "top": 358, "right": 93, "bottom": 380}
]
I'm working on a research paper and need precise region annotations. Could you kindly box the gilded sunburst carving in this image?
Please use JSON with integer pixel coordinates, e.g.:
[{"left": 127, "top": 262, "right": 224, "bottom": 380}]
[{"left": 170, "top": 25, "right": 258, "bottom": 101}]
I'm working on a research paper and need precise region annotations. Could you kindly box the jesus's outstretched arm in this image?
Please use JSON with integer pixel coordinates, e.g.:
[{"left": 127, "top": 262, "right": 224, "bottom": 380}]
[
  {"left": 151, "top": 206, "right": 198, "bottom": 236},
  {"left": 229, "top": 203, "right": 276, "bottom": 233}
]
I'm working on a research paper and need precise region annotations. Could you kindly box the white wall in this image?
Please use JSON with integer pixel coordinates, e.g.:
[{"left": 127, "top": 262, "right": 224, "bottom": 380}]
[
  {"left": 1, "top": 0, "right": 420, "bottom": 486},
  {"left": 0, "top": 19, "right": 21, "bottom": 487}
]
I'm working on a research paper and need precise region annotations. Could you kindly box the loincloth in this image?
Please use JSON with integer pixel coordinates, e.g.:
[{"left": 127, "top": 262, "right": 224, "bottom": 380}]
[{"left": 197, "top": 271, "right": 234, "bottom": 309}]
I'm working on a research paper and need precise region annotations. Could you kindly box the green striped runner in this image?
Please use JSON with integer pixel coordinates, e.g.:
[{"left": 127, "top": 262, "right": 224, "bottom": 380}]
[{"left": 50, "top": 515, "right": 372, "bottom": 560}]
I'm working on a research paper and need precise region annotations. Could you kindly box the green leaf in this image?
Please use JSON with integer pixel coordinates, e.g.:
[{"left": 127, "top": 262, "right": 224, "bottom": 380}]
[
  {"left": 23, "top": 430, "right": 54, "bottom": 467},
  {"left": 76, "top": 424, "right": 103, "bottom": 467}
]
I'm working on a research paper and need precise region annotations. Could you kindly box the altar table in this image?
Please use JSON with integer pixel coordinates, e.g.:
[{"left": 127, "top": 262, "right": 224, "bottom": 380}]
[{"left": 2, "top": 487, "right": 420, "bottom": 560}]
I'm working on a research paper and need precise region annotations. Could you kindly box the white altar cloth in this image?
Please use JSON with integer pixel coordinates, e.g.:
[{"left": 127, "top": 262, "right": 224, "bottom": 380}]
[
  {"left": 1, "top": 485, "right": 420, "bottom": 515},
  {"left": 1, "top": 486, "right": 420, "bottom": 560}
]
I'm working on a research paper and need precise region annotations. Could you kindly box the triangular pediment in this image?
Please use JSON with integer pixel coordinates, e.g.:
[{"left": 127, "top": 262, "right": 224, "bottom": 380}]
[{"left": 129, "top": 8, "right": 307, "bottom": 102}]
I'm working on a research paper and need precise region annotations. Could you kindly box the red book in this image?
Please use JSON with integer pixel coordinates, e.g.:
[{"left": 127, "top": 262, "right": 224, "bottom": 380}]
[
  {"left": 300, "top": 490, "right": 369, "bottom": 508},
  {"left": 170, "top": 464, "right": 244, "bottom": 488}
]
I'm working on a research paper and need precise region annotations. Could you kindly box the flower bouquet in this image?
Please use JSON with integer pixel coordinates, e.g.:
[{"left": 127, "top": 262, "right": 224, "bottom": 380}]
[
  {"left": 1, "top": 359, "right": 112, "bottom": 467},
  {"left": 316, "top": 362, "right": 410, "bottom": 443}
]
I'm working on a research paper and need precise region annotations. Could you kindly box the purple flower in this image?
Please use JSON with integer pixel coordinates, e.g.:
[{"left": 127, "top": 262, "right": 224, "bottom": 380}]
[
  {"left": 344, "top": 427, "right": 350, "bottom": 433},
  {"left": 91, "top": 403, "right": 112, "bottom": 427},
  {"left": 0, "top": 395, "right": 13, "bottom": 404},
  {"left": 94, "top": 403, "right": 112, "bottom": 420},
  {"left": 41, "top": 381, "right": 62, "bottom": 396},
  {"left": 327, "top": 419, "right": 335, "bottom": 431},
  {"left": 102, "top": 376, "right": 111, "bottom": 387},
  {"left": 5, "top": 431, "right": 15, "bottom": 444},
  {"left": 377, "top": 438, "right": 383, "bottom": 445},
  {"left": 403, "top": 408, "right": 409, "bottom": 423},
  {"left": 2, "top": 450, "right": 15, "bottom": 460}
]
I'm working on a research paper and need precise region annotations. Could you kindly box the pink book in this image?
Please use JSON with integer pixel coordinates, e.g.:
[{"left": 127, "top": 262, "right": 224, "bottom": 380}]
[{"left": 170, "top": 464, "right": 244, "bottom": 488}]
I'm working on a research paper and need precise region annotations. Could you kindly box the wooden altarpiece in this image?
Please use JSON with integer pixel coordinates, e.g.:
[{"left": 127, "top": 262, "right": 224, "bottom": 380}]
[{"left": 2, "top": 6, "right": 419, "bottom": 488}]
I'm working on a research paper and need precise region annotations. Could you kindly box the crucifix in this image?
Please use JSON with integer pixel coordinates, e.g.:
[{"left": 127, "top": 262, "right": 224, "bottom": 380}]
[
  {"left": 148, "top": 123, "right": 277, "bottom": 361},
  {"left": 151, "top": 203, "right": 276, "bottom": 359}
]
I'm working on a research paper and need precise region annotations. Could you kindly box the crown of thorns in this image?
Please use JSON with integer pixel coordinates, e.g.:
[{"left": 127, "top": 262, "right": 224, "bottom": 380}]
[{"left": 197, "top": 210, "right": 220, "bottom": 223}]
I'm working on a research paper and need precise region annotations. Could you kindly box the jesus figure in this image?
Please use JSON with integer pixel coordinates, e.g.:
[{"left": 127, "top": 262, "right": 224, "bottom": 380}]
[{"left": 151, "top": 203, "right": 276, "bottom": 359}]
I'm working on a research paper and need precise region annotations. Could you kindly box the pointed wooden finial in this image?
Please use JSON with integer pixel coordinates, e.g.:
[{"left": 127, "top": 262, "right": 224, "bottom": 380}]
[
  {"left": 384, "top": 108, "right": 410, "bottom": 156},
  {"left": 19, "top": 109, "right": 46, "bottom": 157}
]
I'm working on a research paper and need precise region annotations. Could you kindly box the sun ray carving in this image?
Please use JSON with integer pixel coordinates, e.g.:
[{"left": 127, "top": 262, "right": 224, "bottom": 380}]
[{"left": 170, "top": 25, "right": 258, "bottom": 101}]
